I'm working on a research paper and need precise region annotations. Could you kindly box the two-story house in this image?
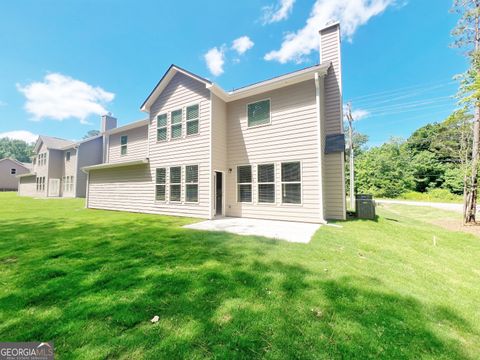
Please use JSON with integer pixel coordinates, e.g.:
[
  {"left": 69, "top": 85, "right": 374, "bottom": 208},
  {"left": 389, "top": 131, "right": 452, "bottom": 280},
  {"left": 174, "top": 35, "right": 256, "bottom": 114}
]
[
  {"left": 18, "top": 133, "right": 103, "bottom": 198},
  {"left": 0, "top": 158, "right": 31, "bottom": 191},
  {"left": 83, "top": 23, "right": 346, "bottom": 222}
]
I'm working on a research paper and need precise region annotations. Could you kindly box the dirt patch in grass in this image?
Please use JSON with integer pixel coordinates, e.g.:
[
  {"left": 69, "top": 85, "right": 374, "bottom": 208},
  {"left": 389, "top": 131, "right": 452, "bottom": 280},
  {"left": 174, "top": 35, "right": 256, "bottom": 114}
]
[{"left": 431, "top": 218, "right": 480, "bottom": 238}]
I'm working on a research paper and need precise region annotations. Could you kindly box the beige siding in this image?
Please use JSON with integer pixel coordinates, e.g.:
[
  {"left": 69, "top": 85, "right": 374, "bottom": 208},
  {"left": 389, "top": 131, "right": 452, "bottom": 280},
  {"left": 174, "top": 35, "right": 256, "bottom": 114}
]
[
  {"left": 62, "top": 148, "right": 77, "bottom": 197},
  {"left": 88, "top": 72, "right": 212, "bottom": 219},
  {"left": 33, "top": 142, "right": 49, "bottom": 197},
  {"left": 225, "top": 80, "right": 323, "bottom": 223},
  {"left": 76, "top": 137, "right": 103, "bottom": 198},
  {"left": 107, "top": 125, "right": 148, "bottom": 163},
  {"left": 0, "top": 159, "right": 29, "bottom": 190},
  {"left": 211, "top": 93, "right": 228, "bottom": 216},
  {"left": 18, "top": 175, "right": 36, "bottom": 196},
  {"left": 320, "top": 25, "right": 346, "bottom": 220}
]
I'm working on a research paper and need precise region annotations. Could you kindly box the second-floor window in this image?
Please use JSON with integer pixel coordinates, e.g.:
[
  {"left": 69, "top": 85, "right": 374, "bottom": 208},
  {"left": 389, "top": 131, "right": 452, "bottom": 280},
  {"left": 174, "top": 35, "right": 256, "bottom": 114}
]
[
  {"left": 10, "top": 168, "right": 16, "bottom": 175},
  {"left": 157, "top": 114, "right": 167, "bottom": 141},
  {"left": 121, "top": 135, "right": 128, "bottom": 156},
  {"left": 247, "top": 99, "right": 271, "bottom": 127},
  {"left": 171, "top": 109, "right": 182, "bottom": 139},
  {"left": 186, "top": 104, "right": 199, "bottom": 136},
  {"left": 66, "top": 151, "right": 71, "bottom": 162},
  {"left": 38, "top": 153, "right": 47, "bottom": 166}
]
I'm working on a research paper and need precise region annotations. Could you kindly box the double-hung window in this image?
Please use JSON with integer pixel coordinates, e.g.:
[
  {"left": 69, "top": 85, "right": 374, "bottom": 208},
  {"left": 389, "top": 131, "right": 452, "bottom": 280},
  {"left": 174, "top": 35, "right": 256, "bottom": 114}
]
[
  {"left": 66, "top": 151, "right": 71, "bottom": 162},
  {"left": 157, "top": 114, "right": 167, "bottom": 141},
  {"left": 186, "top": 104, "right": 199, "bottom": 136},
  {"left": 155, "top": 168, "right": 166, "bottom": 201},
  {"left": 169, "top": 166, "right": 181, "bottom": 201},
  {"left": 120, "top": 135, "right": 128, "bottom": 155},
  {"left": 258, "top": 164, "right": 275, "bottom": 203},
  {"left": 247, "top": 99, "right": 270, "bottom": 127},
  {"left": 171, "top": 109, "right": 182, "bottom": 139},
  {"left": 185, "top": 165, "right": 198, "bottom": 202},
  {"left": 281, "top": 162, "right": 301, "bottom": 204},
  {"left": 237, "top": 165, "right": 252, "bottom": 202}
]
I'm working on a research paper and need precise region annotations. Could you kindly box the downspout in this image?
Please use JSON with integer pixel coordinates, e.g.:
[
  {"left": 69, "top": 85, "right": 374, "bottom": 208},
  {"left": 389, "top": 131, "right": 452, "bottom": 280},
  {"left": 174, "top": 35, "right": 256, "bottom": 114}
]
[
  {"left": 74, "top": 144, "right": 80, "bottom": 197},
  {"left": 315, "top": 72, "right": 326, "bottom": 223}
]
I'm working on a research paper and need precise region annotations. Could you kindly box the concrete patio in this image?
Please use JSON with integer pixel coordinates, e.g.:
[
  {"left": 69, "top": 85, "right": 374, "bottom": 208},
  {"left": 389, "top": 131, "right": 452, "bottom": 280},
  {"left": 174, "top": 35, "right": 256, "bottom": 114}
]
[{"left": 183, "top": 217, "right": 321, "bottom": 243}]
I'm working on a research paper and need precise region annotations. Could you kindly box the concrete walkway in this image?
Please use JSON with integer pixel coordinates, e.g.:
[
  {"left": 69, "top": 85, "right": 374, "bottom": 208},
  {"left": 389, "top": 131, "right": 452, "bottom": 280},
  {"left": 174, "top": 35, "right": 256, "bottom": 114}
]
[
  {"left": 183, "top": 217, "right": 321, "bottom": 243},
  {"left": 376, "top": 199, "right": 466, "bottom": 213}
]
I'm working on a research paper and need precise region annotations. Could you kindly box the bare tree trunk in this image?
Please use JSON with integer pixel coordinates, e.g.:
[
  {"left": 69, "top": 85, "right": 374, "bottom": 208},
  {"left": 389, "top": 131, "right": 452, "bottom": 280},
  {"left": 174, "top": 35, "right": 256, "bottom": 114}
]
[{"left": 465, "top": 105, "right": 480, "bottom": 223}]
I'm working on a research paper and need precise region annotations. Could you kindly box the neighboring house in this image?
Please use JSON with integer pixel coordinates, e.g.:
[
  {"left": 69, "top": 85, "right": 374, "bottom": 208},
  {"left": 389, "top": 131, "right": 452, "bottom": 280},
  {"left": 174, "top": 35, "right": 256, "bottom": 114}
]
[
  {"left": 0, "top": 158, "right": 31, "bottom": 191},
  {"left": 18, "top": 134, "right": 104, "bottom": 198},
  {"left": 83, "top": 23, "right": 346, "bottom": 222}
]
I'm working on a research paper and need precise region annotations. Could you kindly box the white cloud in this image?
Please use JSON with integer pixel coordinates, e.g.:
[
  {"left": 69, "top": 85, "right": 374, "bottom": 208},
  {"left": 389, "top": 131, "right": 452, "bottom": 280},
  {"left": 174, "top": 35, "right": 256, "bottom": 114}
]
[
  {"left": 17, "top": 73, "right": 114, "bottom": 124},
  {"left": 204, "top": 46, "right": 226, "bottom": 76},
  {"left": 344, "top": 105, "right": 370, "bottom": 120},
  {"left": 232, "top": 36, "right": 254, "bottom": 55},
  {"left": 0, "top": 130, "right": 38, "bottom": 143},
  {"left": 262, "top": 0, "right": 296, "bottom": 25},
  {"left": 265, "top": 0, "right": 396, "bottom": 63}
]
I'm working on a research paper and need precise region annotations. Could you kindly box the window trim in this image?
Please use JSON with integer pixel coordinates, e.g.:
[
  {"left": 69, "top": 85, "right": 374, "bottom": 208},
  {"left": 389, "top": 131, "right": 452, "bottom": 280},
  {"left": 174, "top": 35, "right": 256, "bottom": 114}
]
[
  {"left": 186, "top": 103, "right": 200, "bottom": 137},
  {"left": 246, "top": 98, "right": 272, "bottom": 129},
  {"left": 185, "top": 164, "right": 199, "bottom": 203},
  {"left": 155, "top": 167, "right": 167, "bottom": 202},
  {"left": 170, "top": 108, "right": 183, "bottom": 140},
  {"left": 257, "top": 163, "right": 276, "bottom": 204},
  {"left": 120, "top": 135, "right": 128, "bottom": 156},
  {"left": 236, "top": 164, "right": 253, "bottom": 204},
  {"left": 156, "top": 113, "right": 168, "bottom": 142},
  {"left": 169, "top": 166, "right": 182, "bottom": 203},
  {"left": 280, "top": 161, "right": 303, "bottom": 206}
]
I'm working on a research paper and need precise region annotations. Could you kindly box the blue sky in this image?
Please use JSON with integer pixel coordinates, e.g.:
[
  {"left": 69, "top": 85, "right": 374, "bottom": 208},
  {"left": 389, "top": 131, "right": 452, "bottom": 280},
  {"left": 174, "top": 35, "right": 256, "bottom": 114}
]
[{"left": 0, "top": 0, "right": 465, "bottom": 146}]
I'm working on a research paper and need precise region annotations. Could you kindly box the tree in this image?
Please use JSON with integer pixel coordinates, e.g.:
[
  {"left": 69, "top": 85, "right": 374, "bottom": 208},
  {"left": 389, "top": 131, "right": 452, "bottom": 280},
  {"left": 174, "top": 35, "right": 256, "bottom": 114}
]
[
  {"left": 83, "top": 130, "right": 100, "bottom": 139},
  {"left": 0, "top": 138, "right": 34, "bottom": 162},
  {"left": 451, "top": 0, "right": 480, "bottom": 224}
]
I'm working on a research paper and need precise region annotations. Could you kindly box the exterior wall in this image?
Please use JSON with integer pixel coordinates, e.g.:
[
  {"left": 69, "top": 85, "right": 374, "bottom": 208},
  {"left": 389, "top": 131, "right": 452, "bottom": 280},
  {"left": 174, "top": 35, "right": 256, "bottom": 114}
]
[
  {"left": 88, "top": 72, "right": 212, "bottom": 218},
  {"left": 0, "top": 159, "right": 29, "bottom": 190},
  {"left": 211, "top": 93, "right": 228, "bottom": 217},
  {"left": 76, "top": 137, "right": 103, "bottom": 198},
  {"left": 320, "top": 24, "right": 346, "bottom": 220},
  {"left": 34, "top": 142, "right": 49, "bottom": 197},
  {"left": 18, "top": 175, "right": 37, "bottom": 196},
  {"left": 225, "top": 79, "right": 323, "bottom": 223},
  {"left": 107, "top": 125, "right": 148, "bottom": 164}
]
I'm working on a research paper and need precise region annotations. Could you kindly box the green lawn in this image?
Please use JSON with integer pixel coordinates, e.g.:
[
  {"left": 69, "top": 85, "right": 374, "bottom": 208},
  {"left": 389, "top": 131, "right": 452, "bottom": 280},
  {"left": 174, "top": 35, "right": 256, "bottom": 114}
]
[{"left": 0, "top": 193, "right": 479, "bottom": 359}]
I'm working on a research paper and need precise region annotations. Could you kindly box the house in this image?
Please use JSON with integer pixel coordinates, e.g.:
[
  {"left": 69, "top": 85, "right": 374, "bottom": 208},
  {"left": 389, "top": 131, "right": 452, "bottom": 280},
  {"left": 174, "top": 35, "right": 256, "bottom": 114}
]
[
  {"left": 17, "top": 134, "right": 103, "bottom": 198},
  {"left": 0, "top": 158, "right": 31, "bottom": 191},
  {"left": 83, "top": 22, "right": 346, "bottom": 222}
]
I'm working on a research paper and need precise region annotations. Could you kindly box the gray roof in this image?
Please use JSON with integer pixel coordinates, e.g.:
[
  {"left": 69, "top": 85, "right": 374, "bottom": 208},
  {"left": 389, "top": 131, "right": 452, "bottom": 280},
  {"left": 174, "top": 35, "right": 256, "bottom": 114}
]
[{"left": 38, "top": 135, "right": 76, "bottom": 150}]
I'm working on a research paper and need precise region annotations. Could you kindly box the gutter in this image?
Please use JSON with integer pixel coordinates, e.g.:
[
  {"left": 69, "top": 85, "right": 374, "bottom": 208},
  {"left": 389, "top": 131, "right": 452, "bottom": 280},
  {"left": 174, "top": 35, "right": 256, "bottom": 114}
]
[{"left": 82, "top": 158, "right": 149, "bottom": 173}]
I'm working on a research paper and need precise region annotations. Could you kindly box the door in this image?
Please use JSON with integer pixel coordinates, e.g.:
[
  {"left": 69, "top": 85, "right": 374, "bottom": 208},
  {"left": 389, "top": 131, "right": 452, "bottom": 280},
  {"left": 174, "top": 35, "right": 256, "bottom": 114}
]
[
  {"left": 215, "top": 171, "right": 223, "bottom": 216},
  {"left": 48, "top": 178, "right": 60, "bottom": 197}
]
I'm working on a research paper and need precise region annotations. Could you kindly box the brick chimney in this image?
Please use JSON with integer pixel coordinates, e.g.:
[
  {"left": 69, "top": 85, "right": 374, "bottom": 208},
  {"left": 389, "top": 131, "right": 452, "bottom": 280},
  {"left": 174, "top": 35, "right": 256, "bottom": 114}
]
[{"left": 101, "top": 113, "right": 117, "bottom": 133}]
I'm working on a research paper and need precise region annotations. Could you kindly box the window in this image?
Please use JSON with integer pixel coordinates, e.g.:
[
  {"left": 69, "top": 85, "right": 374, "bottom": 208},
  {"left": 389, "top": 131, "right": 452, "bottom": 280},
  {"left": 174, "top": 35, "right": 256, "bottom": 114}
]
[
  {"left": 157, "top": 114, "right": 167, "bottom": 141},
  {"left": 171, "top": 109, "right": 182, "bottom": 139},
  {"left": 258, "top": 164, "right": 275, "bottom": 203},
  {"left": 120, "top": 136, "right": 128, "bottom": 155},
  {"left": 186, "top": 104, "right": 199, "bottom": 136},
  {"left": 38, "top": 153, "right": 47, "bottom": 166},
  {"left": 155, "top": 168, "right": 166, "bottom": 201},
  {"left": 281, "top": 162, "right": 301, "bottom": 204},
  {"left": 36, "top": 177, "right": 45, "bottom": 192},
  {"left": 66, "top": 151, "right": 71, "bottom": 161},
  {"left": 185, "top": 165, "right": 198, "bottom": 202},
  {"left": 63, "top": 176, "right": 74, "bottom": 192},
  {"left": 169, "top": 166, "right": 181, "bottom": 201},
  {"left": 247, "top": 99, "right": 270, "bottom": 127},
  {"left": 10, "top": 168, "right": 16, "bottom": 175},
  {"left": 237, "top": 165, "right": 252, "bottom": 202}
]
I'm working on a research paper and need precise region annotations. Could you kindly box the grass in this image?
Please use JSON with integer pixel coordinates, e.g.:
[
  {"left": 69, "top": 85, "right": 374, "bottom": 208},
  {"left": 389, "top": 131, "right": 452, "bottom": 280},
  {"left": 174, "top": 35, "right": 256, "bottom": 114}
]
[
  {"left": 0, "top": 192, "right": 479, "bottom": 359},
  {"left": 396, "top": 190, "right": 463, "bottom": 203}
]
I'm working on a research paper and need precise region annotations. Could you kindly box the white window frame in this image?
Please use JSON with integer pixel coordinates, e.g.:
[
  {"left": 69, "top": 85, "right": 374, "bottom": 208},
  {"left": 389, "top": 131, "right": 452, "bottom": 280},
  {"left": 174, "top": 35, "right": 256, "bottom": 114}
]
[
  {"left": 257, "top": 163, "right": 275, "bottom": 204},
  {"left": 156, "top": 113, "right": 168, "bottom": 142},
  {"left": 169, "top": 166, "right": 182, "bottom": 202},
  {"left": 185, "top": 164, "right": 199, "bottom": 203},
  {"left": 186, "top": 103, "right": 200, "bottom": 137},
  {"left": 120, "top": 135, "right": 128, "bottom": 156},
  {"left": 170, "top": 109, "right": 183, "bottom": 140},
  {"left": 246, "top": 98, "right": 272, "bottom": 129},
  {"left": 155, "top": 167, "right": 167, "bottom": 202},
  {"left": 236, "top": 164, "right": 253, "bottom": 203},
  {"left": 10, "top": 168, "right": 16, "bottom": 175},
  {"left": 281, "top": 161, "right": 302, "bottom": 205}
]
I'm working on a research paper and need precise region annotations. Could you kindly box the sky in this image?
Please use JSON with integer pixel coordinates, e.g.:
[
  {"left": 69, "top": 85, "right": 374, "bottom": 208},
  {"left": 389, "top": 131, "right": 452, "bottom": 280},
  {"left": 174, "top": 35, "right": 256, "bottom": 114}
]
[{"left": 0, "top": 0, "right": 466, "bottom": 146}]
